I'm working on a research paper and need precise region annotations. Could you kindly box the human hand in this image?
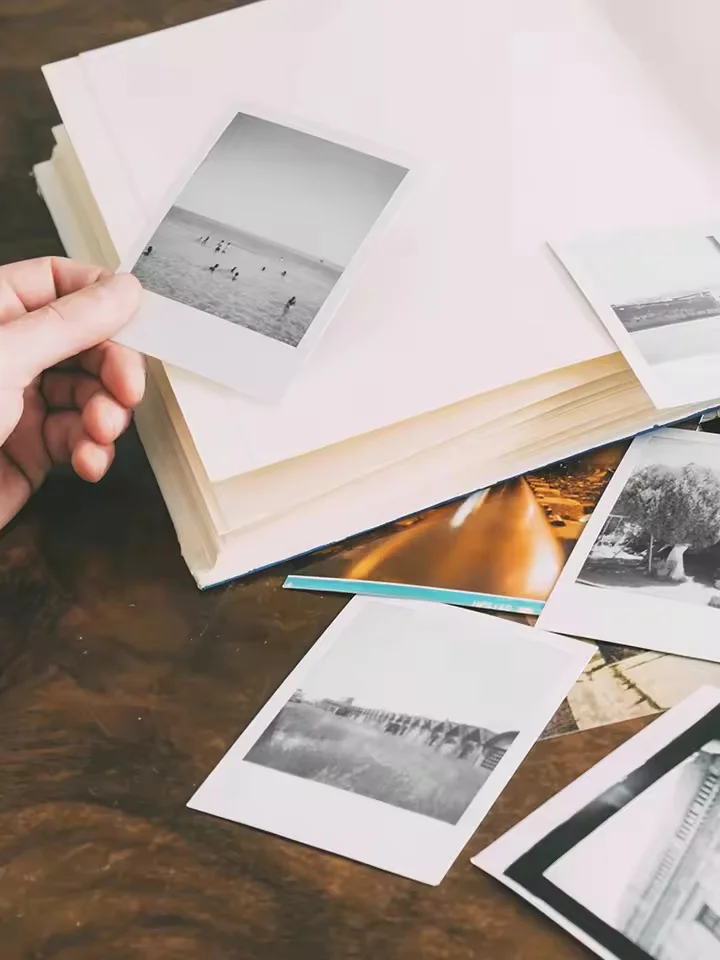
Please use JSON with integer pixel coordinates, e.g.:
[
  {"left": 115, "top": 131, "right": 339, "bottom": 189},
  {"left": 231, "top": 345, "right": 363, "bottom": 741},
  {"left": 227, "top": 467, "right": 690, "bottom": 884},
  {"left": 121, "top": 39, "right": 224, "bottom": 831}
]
[{"left": 0, "top": 257, "right": 144, "bottom": 530}]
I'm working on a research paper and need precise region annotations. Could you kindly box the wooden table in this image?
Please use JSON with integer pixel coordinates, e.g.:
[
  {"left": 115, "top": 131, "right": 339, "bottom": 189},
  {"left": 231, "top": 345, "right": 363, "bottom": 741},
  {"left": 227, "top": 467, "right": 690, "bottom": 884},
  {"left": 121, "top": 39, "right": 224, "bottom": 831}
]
[{"left": 0, "top": 3, "right": 649, "bottom": 957}]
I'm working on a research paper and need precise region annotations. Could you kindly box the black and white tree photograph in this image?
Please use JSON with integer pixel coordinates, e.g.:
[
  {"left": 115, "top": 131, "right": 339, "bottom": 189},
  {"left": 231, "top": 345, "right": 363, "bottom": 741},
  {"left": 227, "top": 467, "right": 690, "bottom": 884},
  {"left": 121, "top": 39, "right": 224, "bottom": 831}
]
[
  {"left": 538, "top": 430, "right": 720, "bottom": 662},
  {"left": 577, "top": 434, "right": 720, "bottom": 606},
  {"left": 188, "top": 598, "right": 590, "bottom": 885}
]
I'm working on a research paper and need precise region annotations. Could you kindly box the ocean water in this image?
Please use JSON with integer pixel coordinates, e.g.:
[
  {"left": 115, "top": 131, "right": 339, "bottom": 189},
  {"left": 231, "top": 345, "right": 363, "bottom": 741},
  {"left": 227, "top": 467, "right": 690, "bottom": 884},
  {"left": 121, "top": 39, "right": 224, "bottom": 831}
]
[{"left": 131, "top": 206, "right": 343, "bottom": 347}]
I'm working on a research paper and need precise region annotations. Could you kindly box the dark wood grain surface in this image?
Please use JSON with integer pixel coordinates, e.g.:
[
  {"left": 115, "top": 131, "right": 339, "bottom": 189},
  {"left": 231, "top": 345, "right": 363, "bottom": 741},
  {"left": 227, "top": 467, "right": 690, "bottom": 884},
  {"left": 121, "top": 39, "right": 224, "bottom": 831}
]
[{"left": 0, "top": 3, "right": 652, "bottom": 957}]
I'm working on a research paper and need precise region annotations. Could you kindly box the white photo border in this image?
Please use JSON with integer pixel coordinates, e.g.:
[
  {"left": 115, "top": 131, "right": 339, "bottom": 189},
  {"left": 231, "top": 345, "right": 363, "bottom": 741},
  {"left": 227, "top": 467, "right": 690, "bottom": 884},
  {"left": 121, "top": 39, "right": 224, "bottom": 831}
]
[
  {"left": 116, "top": 102, "right": 418, "bottom": 402},
  {"left": 472, "top": 685, "right": 720, "bottom": 960},
  {"left": 549, "top": 228, "right": 720, "bottom": 411},
  {"left": 187, "top": 597, "right": 593, "bottom": 886},
  {"left": 538, "top": 427, "right": 720, "bottom": 662}
]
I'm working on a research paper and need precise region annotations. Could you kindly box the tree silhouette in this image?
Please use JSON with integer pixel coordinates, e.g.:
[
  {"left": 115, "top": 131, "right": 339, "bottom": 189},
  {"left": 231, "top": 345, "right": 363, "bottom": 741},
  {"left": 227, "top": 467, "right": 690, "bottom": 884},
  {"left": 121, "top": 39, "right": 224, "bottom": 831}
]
[{"left": 615, "top": 462, "right": 720, "bottom": 580}]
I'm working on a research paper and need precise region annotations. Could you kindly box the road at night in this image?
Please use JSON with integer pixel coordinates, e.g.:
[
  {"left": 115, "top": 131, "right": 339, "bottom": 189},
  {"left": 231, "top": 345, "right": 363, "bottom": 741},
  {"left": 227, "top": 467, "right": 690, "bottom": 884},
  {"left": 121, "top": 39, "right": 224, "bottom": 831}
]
[{"left": 343, "top": 477, "right": 567, "bottom": 601}]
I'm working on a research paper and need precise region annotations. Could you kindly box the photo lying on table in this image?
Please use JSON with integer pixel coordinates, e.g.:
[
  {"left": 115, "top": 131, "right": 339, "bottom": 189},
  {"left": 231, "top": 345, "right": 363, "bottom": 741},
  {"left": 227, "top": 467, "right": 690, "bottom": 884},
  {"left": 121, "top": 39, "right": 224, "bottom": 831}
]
[
  {"left": 538, "top": 428, "right": 720, "bottom": 662},
  {"left": 473, "top": 685, "right": 720, "bottom": 960},
  {"left": 538, "top": 641, "right": 720, "bottom": 743},
  {"left": 117, "top": 105, "right": 412, "bottom": 400},
  {"left": 482, "top": 613, "right": 720, "bottom": 744},
  {"left": 284, "top": 442, "right": 629, "bottom": 616},
  {"left": 187, "top": 597, "right": 592, "bottom": 885},
  {"left": 552, "top": 223, "right": 720, "bottom": 410}
]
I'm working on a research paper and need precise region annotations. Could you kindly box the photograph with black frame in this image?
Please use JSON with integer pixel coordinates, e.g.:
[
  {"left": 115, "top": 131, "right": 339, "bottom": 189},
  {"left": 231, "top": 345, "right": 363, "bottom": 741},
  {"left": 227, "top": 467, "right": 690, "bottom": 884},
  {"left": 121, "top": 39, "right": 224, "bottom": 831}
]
[{"left": 473, "top": 686, "right": 720, "bottom": 960}]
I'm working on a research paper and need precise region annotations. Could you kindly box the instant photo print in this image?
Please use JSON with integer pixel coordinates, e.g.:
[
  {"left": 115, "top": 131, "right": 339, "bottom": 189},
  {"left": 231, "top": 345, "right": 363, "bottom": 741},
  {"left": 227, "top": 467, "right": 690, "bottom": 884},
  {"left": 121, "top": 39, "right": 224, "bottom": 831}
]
[
  {"left": 116, "top": 105, "right": 413, "bottom": 401},
  {"left": 538, "top": 428, "right": 720, "bottom": 662},
  {"left": 552, "top": 223, "right": 720, "bottom": 411},
  {"left": 187, "top": 598, "right": 591, "bottom": 885},
  {"left": 473, "top": 686, "right": 720, "bottom": 960}
]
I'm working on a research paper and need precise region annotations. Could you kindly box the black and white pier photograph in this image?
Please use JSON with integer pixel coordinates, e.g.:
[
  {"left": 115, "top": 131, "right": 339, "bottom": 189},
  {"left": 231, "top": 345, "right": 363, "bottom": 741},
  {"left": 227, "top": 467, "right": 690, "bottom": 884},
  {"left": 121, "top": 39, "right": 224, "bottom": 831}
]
[
  {"left": 552, "top": 225, "right": 720, "bottom": 408},
  {"left": 187, "top": 598, "right": 590, "bottom": 885},
  {"left": 244, "top": 648, "right": 521, "bottom": 826}
]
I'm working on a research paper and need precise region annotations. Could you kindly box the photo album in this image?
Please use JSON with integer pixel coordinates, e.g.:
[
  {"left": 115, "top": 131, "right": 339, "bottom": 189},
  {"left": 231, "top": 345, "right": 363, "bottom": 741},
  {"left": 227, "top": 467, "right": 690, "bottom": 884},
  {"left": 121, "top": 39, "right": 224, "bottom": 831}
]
[{"left": 35, "top": 0, "right": 720, "bottom": 588}]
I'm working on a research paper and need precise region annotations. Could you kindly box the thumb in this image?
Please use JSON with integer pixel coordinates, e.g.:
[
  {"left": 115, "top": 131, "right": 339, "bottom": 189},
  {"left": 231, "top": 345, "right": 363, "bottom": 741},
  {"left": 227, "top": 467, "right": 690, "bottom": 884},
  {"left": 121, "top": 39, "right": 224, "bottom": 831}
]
[{"left": 0, "top": 273, "right": 142, "bottom": 386}]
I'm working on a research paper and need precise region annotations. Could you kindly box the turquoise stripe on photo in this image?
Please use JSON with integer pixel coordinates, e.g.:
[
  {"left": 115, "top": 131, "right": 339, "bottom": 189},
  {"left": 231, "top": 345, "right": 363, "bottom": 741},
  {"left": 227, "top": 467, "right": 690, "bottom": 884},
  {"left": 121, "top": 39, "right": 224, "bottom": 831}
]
[{"left": 282, "top": 575, "right": 545, "bottom": 616}]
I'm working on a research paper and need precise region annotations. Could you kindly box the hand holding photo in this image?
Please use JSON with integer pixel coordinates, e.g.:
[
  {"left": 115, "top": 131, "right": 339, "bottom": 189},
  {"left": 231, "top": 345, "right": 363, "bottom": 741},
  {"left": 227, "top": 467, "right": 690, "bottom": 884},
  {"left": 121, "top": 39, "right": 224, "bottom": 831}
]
[
  {"left": 473, "top": 686, "right": 720, "bottom": 960},
  {"left": 187, "top": 597, "right": 592, "bottom": 885},
  {"left": 116, "top": 106, "right": 412, "bottom": 401},
  {"left": 552, "top": 224, "right": 720, "bottom": 410},
  {"left": 538, "top": 428, "right": 720, "bottom": 662}
]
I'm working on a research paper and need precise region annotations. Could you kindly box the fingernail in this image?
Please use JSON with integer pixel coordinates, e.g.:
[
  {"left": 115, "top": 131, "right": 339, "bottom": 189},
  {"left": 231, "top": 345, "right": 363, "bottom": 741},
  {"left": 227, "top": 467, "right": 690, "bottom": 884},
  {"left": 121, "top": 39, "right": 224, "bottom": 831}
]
[{"left": 95, "top": 272, "right": 143, "bottom": 307}]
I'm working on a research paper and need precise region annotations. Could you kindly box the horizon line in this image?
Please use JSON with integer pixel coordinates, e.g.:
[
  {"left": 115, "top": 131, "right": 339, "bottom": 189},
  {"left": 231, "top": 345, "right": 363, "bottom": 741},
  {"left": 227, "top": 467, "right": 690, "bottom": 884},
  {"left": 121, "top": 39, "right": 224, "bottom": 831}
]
[
  {"left": 172, "top": 204, "right": 344, "bottom": 272},
  {"left": 292, "top": 689, "right": 514, "bottom": 737}
]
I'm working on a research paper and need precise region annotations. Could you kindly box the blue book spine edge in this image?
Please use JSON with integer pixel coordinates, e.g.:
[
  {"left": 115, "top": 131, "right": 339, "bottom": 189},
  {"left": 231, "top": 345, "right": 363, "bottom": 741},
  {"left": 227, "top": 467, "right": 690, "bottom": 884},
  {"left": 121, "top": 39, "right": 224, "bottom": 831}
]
[{"left": 282, "top": 575, "right": 545, "bottom": 616}]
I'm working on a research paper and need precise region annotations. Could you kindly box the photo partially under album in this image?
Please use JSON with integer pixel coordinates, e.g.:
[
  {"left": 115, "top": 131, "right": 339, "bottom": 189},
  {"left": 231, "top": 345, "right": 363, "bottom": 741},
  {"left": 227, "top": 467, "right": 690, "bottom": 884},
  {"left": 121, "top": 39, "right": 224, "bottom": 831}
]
[
  {"left": 551, "top": 223, "right": 720, "bottom": 411},
  {"left": 284, "top": 441, "right": 629, "bottom": 615},
  {"left": 538, "top": 427, "right": 720, "bottom": 662},
  {"left": 472, "top": 685, "right": 720, "bottom": 960},
  {"left": 284, "top": 416, "right": 720, "bottom": 616},
  {"left": 187, "top": 597, "right": 591, "bottom": 885},
  {"left": 115, "top": 106, "right": 412, "bottom": 401}
]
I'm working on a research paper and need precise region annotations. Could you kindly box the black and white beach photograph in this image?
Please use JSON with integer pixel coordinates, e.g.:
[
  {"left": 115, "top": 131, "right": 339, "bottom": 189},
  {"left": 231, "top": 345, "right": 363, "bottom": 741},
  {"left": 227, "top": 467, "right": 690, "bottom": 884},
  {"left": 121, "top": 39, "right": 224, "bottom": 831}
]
[
  {"left": 118, "top": 108, "right": 411, "bottom": 398},
  {"left": 473, "top": 687, "right": 720, "bottom": 960},
  {"left": 538, "top": 429, "right": 720, "bottom": 662},
  {"left": 131, "top": 110, "right": 408, "bottom": 347},
  {"left": 187, "top": 598, "right": 591, "bottom": 884},
  {"left": 552, "top": 225, "right": 720, "bottom": 408}
]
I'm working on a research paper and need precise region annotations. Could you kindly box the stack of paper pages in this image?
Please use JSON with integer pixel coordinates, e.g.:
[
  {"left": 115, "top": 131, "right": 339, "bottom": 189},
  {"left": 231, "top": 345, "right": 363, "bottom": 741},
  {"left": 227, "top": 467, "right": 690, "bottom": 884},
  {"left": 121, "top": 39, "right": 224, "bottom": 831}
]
[{"left": 33, "top": 0, "right": 720, "bottom": 587}]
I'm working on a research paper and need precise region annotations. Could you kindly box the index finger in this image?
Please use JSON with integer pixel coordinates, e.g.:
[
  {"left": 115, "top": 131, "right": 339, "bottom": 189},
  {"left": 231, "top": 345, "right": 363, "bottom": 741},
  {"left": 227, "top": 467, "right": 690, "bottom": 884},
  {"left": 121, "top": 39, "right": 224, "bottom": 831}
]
[{"left": 0, "top": 273, "right": 142, "bottom": 387}]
